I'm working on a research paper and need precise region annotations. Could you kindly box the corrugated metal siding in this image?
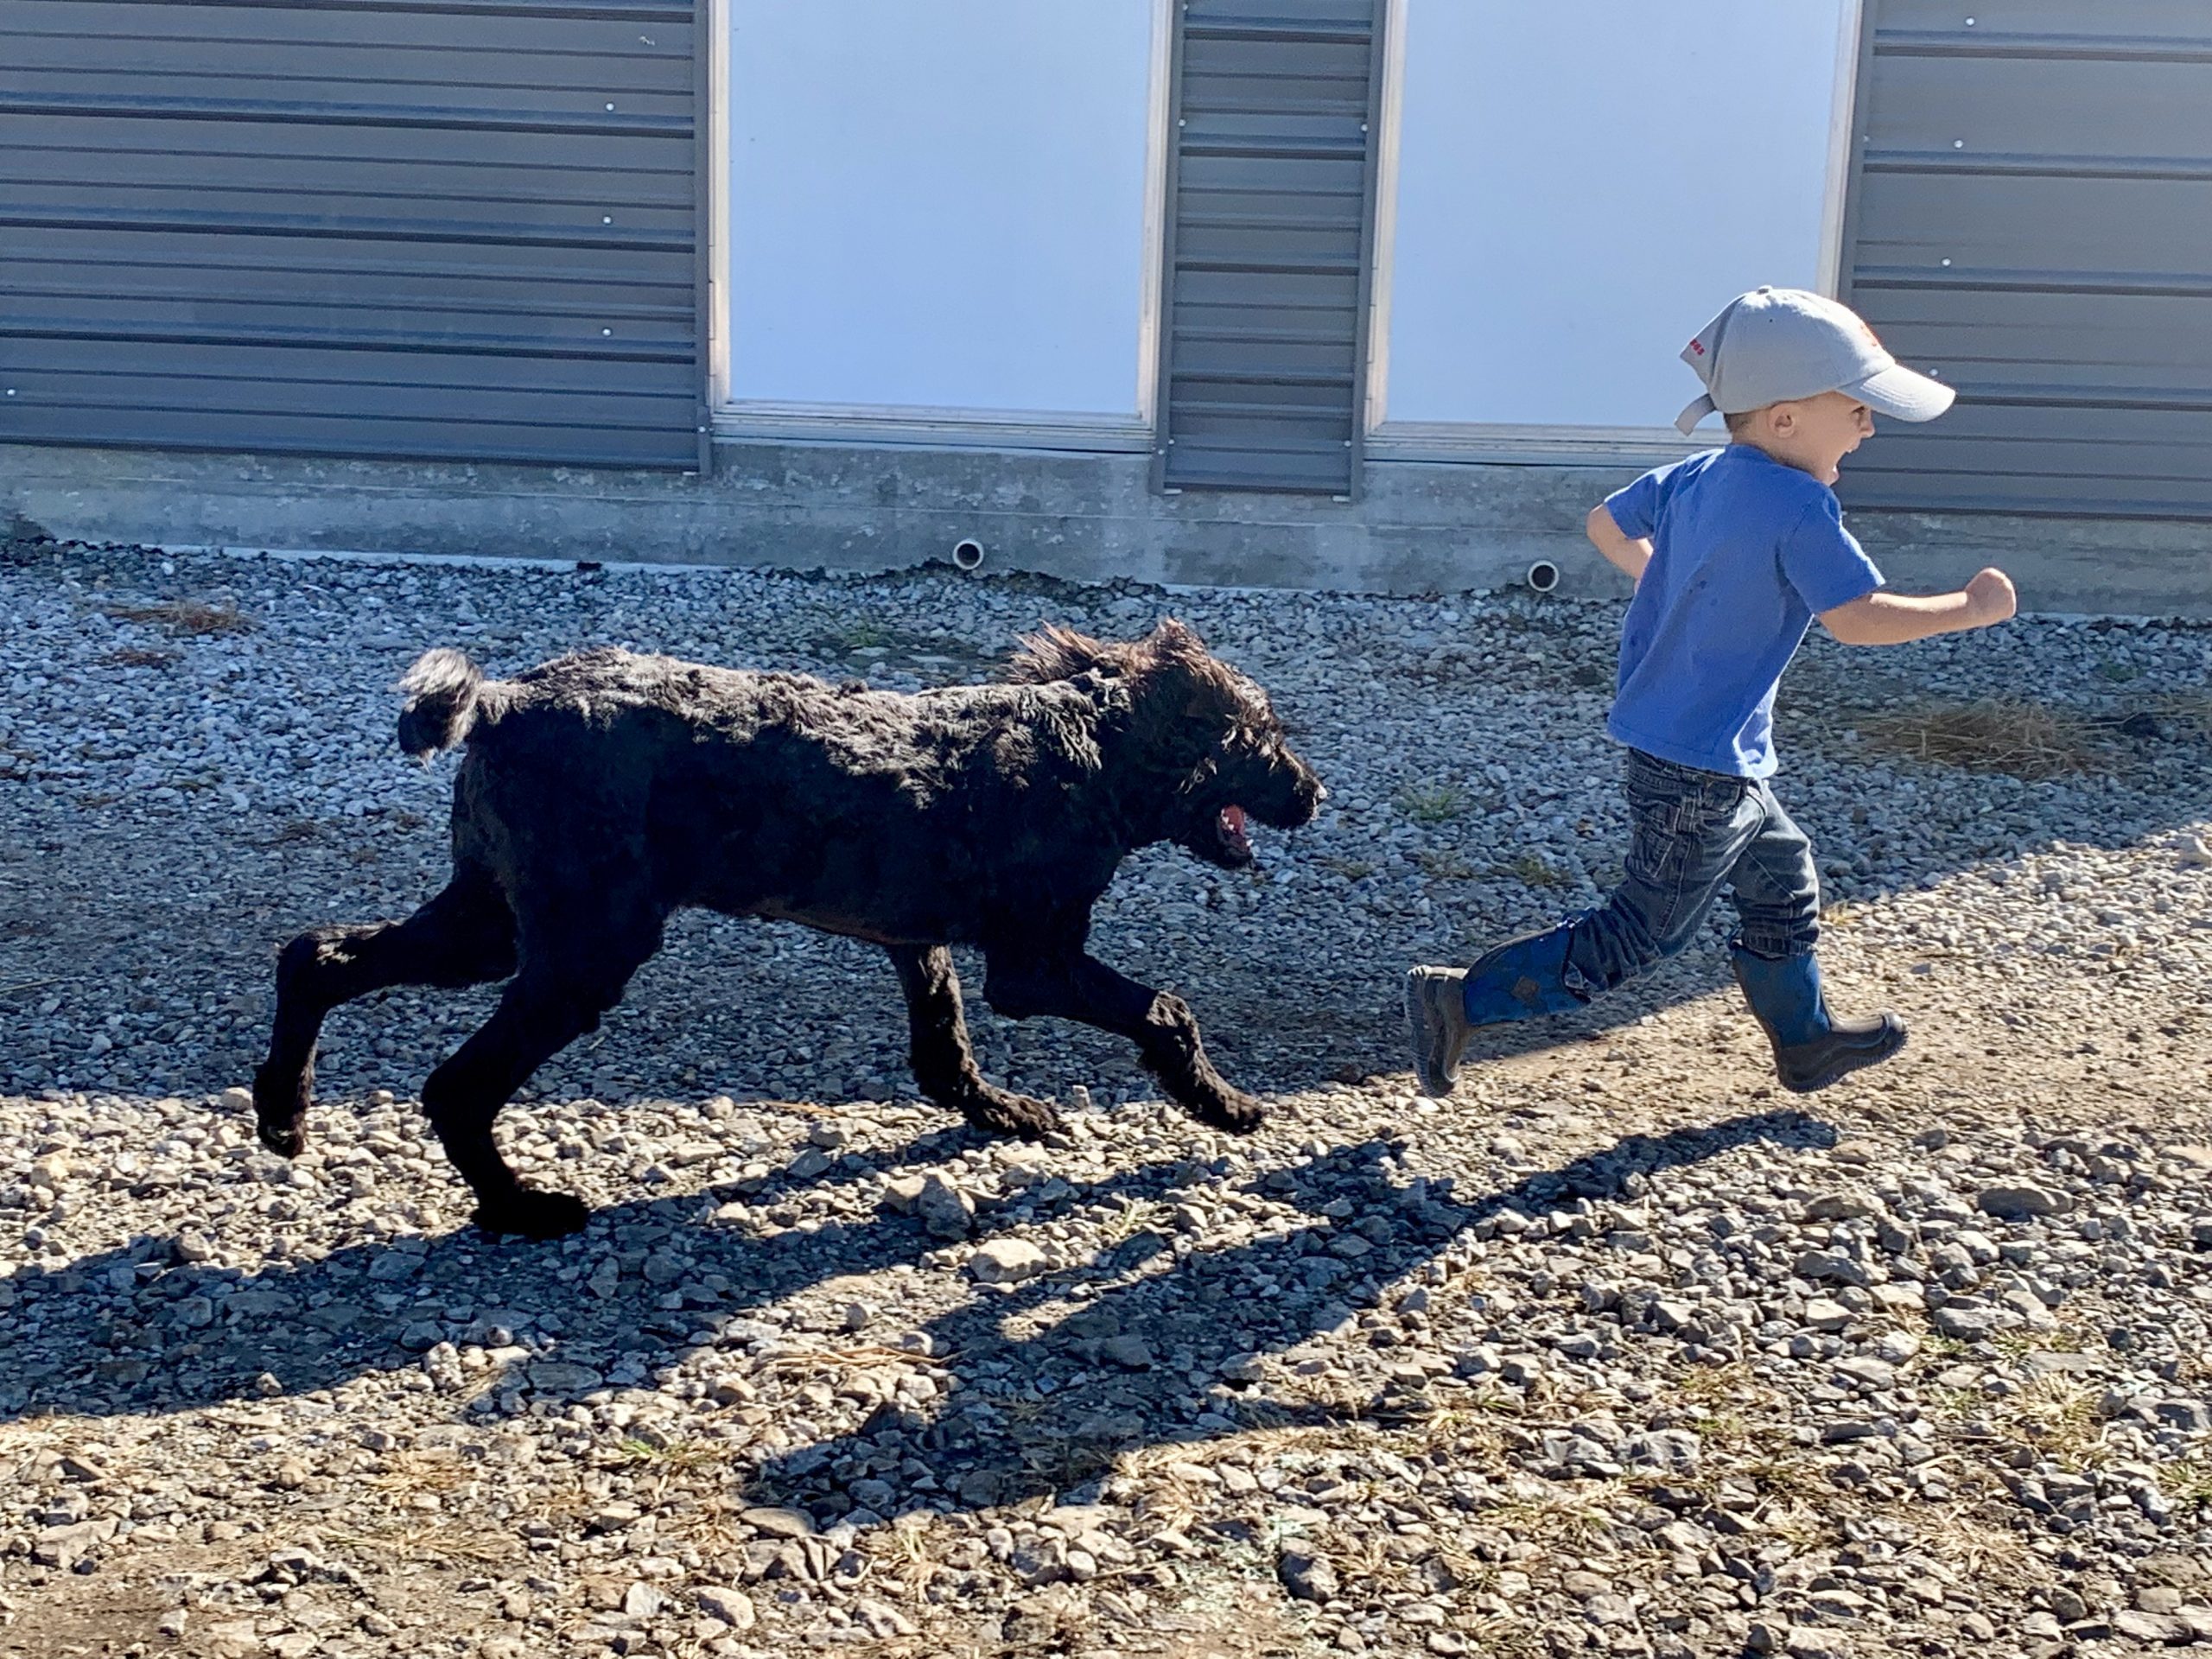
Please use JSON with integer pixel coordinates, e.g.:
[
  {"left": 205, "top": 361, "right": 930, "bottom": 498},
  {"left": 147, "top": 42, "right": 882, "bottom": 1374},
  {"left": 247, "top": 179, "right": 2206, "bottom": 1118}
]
[
  {"left": 0, "top": 0, "right": 704, "bottom": 470},
  {"left": 1154, "top": 0, "right": 1385, "bottom": 496},
  {"left": 1840, "top": 0, "right": 2212, "bottom": 516}
]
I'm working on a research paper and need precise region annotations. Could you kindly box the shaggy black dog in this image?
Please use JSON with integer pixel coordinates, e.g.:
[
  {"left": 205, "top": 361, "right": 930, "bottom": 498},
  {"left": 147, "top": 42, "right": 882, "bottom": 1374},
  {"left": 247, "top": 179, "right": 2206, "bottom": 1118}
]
[{"left": 251, "top": 620, "right": 1324, "bottom": 1238}]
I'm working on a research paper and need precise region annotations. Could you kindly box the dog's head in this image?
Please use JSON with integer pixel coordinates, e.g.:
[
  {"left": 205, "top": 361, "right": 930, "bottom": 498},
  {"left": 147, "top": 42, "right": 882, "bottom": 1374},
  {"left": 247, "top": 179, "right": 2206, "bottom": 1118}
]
[{"left": 1007, "top": 619, "right": 1325, "bottom": 868}]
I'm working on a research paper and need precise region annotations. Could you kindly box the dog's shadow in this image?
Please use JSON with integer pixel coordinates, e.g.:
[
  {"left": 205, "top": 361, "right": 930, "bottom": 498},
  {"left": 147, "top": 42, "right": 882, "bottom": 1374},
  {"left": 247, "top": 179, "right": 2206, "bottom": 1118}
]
[{"left": 3, "top": 1109, "right": 1834, "bottom": 1526}]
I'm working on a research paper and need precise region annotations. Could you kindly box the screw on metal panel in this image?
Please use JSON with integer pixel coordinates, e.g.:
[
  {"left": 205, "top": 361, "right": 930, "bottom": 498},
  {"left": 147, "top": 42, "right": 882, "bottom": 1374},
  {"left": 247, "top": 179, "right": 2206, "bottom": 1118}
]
[
  {"left": 603, "top": 328, "right": 613, "bottom": 336},
  {"left": 1954, "top": 139, "right": 1965, "bottom": 148},
  {"left": 607, "top": 103, "right": 616, "bottom": 111},
  {"left": 1942, "top": 258, "right": 1953, "bottom": 266},
  {"left": 603, "top": 216, "right": 613, "bottom": 224}
]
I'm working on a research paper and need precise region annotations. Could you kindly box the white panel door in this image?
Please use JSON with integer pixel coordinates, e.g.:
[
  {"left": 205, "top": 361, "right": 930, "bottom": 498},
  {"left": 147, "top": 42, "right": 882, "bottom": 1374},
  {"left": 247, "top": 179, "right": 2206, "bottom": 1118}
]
[
  {"left": 1382, "top": 0, "right": 1855, "bottom": 433},
  {"left": 723, "top": 0, "right": 1158, "bottom": 418}
]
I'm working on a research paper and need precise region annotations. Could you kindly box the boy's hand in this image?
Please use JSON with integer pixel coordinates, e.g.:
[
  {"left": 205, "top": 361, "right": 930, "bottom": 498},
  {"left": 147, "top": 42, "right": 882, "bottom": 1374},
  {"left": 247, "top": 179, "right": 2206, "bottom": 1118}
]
[{"left": 1965, "top": 567, "right": 2017, "bottom": 627}]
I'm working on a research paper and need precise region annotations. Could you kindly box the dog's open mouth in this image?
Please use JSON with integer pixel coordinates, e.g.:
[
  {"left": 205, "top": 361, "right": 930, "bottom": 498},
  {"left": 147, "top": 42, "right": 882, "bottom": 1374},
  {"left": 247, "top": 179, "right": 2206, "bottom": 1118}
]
[{"left": 1217, "top": 804, "right": 1252, "bottom": 861}]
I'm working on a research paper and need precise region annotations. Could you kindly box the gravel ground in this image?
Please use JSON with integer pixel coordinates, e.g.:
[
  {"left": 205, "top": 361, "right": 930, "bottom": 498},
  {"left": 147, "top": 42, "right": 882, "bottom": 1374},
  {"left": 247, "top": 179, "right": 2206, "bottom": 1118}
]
[{"left": 3, "top": 531, "right": 2212, "bottom": 1659}]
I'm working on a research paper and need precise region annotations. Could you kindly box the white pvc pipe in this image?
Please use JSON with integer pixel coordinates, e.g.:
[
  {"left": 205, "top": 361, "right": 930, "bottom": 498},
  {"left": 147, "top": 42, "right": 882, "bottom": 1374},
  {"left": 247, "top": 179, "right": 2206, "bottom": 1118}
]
[{"left": 951, "top": 537, "right": 987, "bottom": 572}]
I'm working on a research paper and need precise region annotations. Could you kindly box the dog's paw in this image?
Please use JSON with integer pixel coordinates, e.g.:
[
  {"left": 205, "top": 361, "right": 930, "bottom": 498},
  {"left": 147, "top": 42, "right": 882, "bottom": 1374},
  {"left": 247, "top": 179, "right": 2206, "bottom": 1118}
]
[
  {"left": 256, "top": 1117, "right": 308, "bottom": 1158},
  {"left": 962, "top": 1090, "right": 1064, "bottom": 1141},
  {"left": 1188, "top": 1088, "right": 1264, "bottom": 1135},
  {"left": 250, "top": 1065, "right": 310, "bottom": 1157},
  {"left": 473, "top": 1187, "right": 592, "bottom": 1241}
]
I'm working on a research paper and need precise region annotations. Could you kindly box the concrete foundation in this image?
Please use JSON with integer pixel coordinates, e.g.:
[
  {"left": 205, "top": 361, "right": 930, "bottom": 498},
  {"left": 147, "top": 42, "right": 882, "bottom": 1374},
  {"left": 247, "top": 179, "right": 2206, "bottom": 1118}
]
[{"left": 4, "top": 438, "right": 2206, "bottom": 616}]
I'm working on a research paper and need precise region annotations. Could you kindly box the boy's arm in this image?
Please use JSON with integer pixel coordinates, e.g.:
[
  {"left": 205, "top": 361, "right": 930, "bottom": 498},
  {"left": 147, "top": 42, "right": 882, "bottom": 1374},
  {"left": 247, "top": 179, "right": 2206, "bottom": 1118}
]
[
  {"left": 1820, "top": 568, "right": 2018, "bottom": 646},
  {"left": 1586, "top": 505, "right": 1652, "bottom": 584}
]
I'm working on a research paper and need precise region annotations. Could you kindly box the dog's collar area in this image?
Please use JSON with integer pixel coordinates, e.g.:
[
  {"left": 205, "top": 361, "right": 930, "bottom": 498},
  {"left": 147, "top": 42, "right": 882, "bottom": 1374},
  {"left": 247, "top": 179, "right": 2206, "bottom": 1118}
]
[{"left": 1217, "top": 804, "right": 1252, "bottom": 861}]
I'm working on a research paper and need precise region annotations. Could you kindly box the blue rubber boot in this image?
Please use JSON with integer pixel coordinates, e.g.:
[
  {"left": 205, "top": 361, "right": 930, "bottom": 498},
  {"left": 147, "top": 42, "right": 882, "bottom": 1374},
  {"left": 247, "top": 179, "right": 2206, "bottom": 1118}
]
[
  {"left": 1404, "top": 925, "right": 1584, "bottom": 1097},
  {"left": 1731, "top": 947, "right": 1906, "bottom": 1093}
]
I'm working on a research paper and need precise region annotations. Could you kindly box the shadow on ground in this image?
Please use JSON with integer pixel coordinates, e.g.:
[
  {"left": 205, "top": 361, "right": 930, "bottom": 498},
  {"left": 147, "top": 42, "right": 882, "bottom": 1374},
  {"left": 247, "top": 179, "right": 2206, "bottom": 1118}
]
[{"left": 3, "top": 1106, "right": 1832, "bottom": 1527}]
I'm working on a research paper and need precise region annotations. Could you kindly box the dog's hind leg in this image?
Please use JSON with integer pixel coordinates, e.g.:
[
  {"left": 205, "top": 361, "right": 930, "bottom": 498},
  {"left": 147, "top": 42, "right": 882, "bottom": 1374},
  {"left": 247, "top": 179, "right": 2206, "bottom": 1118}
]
[
  {"left": 252, "top": 872, "right": 516, "bottom": 1158},
  {"left": 986, "top": 950, "right": 1262, "bottom": 1134},
  {"left": 887, "top": 944, "right": 1061, "bottom": 1139},
  {"left": 422, "top": 897, "right": 664, "bottom": 1240}
]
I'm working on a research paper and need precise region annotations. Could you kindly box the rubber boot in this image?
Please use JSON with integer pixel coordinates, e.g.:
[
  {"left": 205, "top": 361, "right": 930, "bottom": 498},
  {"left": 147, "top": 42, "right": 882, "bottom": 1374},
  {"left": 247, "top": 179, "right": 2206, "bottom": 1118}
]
[
  {"left": 1405, "top": 924, "right": 1584, "bottom": 1098},
  {"left": 1731, "top": 947, "right": 1906, "bottom": 1094}
]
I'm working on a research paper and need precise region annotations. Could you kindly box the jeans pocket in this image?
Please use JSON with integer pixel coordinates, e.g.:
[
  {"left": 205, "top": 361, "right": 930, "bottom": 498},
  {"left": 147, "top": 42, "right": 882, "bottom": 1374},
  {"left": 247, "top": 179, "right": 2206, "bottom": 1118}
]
[
  {"left": 1667, "top": 777, "right": 1747, "bottom": 836},
  {"left": 1629, "top": 754, "right": 1744, "bottom": 836}
]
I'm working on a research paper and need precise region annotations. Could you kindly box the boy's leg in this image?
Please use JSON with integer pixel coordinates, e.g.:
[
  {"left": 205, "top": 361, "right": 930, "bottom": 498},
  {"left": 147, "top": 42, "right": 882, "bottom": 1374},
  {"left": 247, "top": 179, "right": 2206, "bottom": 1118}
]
[
  {"left": 1407, "top": 753, "right": 1762, "bottom": 1096},
  {"left": 1726, "top": 784, "right": 1905, "bottom": 1092}
]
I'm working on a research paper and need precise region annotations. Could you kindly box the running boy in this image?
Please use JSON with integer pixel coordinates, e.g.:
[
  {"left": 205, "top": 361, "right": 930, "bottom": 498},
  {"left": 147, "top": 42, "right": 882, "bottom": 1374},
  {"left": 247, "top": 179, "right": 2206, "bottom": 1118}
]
[{"left": 1405, "top": 286, "right": 2018, "bottom": 1097}]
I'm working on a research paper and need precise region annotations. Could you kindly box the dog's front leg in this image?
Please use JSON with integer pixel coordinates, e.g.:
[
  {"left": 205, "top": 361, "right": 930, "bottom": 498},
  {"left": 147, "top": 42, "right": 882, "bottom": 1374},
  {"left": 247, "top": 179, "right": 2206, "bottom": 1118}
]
[
  {"left": 886, "top": 944, "right": 1062, "bottom": 1140},
  {"left": 985, "top": 951, "right": 1262, "bottom": 1134}
]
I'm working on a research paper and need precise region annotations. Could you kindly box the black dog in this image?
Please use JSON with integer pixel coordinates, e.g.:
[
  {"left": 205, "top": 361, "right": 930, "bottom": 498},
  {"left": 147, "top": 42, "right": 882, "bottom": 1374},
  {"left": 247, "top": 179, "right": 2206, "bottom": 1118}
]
[{"left": 251, "top": 620, "right": 1324, "bottom": 1238}]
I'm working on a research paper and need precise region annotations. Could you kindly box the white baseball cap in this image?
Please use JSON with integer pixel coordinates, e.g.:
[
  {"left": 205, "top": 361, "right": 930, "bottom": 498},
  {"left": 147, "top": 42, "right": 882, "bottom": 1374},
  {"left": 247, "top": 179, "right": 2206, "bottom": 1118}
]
[{"left": 1675, "top": 286, "right": 1955, "bottom": 436}]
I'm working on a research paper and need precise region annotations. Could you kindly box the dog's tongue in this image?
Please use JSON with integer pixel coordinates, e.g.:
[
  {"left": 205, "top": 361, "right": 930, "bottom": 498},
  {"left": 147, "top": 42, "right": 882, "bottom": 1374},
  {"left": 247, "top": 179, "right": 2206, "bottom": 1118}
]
[{"left": 1221, "top": 804, "right": 1248, "bottom": 840}]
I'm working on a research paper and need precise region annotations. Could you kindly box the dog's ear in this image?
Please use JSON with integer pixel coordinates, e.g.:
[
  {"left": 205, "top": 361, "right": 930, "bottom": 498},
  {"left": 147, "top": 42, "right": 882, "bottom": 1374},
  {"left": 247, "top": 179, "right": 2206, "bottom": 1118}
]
[
  {"left": 1006, "top": 624, "right": 1124, "bottom": 684},
  {"left": 1145, "top": 617, "right": 1206, "bottom": 659}
]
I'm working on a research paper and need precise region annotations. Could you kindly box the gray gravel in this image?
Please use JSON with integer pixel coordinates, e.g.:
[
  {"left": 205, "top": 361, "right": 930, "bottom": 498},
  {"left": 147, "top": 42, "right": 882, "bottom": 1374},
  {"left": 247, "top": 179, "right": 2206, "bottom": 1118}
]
[{"left": 3, "top": 532, "right": 2212, "bottom": 1659}]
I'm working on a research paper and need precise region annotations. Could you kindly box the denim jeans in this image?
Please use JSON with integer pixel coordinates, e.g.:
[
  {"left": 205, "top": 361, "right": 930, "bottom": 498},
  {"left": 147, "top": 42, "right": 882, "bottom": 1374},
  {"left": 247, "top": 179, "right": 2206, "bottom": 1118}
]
[{"left": 1562, "top": 749, "right": 1820, "bottom": 996}]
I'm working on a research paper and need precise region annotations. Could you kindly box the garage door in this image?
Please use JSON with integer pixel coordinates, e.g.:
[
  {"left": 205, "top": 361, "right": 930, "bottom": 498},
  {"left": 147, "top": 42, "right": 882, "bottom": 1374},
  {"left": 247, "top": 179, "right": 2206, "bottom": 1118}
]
[
  {"left": 1840, "top": 0, "right": 2212, "bottom": 517},
  {"left": 0, "top": 0, "right": 707, "bottom": 471}
]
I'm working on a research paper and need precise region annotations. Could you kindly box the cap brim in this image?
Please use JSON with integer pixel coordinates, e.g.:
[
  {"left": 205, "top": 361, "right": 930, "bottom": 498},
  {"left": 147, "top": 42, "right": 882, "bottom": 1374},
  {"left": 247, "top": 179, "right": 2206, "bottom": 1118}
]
[
  {"left": 1674, "top": 393, "right": 1718, "bottom": 436},
  {"left": 1848, "top": 362, "right": 1955, "bottom": 423}
]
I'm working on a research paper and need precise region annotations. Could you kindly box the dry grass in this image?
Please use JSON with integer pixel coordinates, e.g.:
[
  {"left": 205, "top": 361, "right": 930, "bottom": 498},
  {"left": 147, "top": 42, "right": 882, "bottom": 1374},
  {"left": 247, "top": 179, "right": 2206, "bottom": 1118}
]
[
  {"left": 1500, "top": 853, "right": 1569, "bottom": 889},
  {"left": 2142, "top": 690, "right": 2212, "bottom": 742},
  {"left": 101, "top": 645, "right": 179, "bottom": 669},
  {"left": 1859, "top": 698, "right": 2099, "bottom": 779},
  {"left": 105, "top": 598, "right": 255, "bottom": 637}
]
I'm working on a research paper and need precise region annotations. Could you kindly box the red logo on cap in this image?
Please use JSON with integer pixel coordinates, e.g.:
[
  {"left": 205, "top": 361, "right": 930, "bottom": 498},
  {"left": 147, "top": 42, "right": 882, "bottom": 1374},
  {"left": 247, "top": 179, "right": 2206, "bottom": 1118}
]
[{"left": 1688, "top": 340, "right": 1706, "bottom": 356}]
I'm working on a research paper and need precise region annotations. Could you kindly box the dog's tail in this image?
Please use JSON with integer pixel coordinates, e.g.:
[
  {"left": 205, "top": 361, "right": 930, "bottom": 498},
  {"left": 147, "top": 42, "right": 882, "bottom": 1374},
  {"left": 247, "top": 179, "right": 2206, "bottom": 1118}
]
[{"left": 397, "top": 648, "right": 488, "bottom": 758}]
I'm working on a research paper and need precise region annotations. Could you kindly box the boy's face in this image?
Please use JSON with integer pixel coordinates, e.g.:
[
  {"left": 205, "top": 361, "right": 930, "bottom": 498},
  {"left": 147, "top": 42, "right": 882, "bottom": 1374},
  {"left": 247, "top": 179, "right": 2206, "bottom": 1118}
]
[{"left": 1739, "top": 391, "right": 1876, "bottom": 485}]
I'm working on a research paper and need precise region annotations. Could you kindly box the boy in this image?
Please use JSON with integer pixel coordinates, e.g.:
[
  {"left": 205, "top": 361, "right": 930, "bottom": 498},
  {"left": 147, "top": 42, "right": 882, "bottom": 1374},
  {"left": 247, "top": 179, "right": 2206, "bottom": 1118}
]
[{"left": 1405, "top": 286, "right": 2017, "bottom": 1097}]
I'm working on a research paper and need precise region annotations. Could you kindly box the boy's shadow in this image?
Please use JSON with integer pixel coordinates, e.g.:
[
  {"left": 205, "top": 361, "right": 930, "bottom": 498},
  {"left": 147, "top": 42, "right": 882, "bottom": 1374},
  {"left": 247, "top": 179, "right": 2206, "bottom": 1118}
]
[{"left": 740, "top": 1108, "right": 1833, "bottom": 1524}]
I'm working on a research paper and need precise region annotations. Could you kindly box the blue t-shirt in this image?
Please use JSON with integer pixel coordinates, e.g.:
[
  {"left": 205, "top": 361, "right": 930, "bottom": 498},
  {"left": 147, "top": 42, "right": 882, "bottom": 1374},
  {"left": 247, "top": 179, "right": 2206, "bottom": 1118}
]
[{"left": 1603, "top": 445, "right": 1883, "bottom": 779}]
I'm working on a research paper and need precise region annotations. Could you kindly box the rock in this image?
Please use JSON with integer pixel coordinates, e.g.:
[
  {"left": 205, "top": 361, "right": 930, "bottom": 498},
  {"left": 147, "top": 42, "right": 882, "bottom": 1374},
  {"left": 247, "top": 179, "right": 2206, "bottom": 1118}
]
[
  {"left": 1977, "top": 1183, "right": 2070, "bottom": 1221},
  {"left": 1834, "top": 1357, "right": 1897, "bottom": 1390},
  {"left": 622, "top": 1581, "right": 664, "bottom": 1618},
  {"left": 969, "top": 1238, "right": 1048, "bottom": 1284},
  {"left": 1803, "top": 1297, "right": 1853, "bottom": 1332},
  {"left": 219, "top": 1087, "right": 253, "bottom": 1114},
  {"left": 526, "top": 1362, "right": 603, "bottom": 1395},
  {"left": 741, "top": 1505, "right": 815, "bottom": 1539},
  {"left": 1795, "top": 1251, "right": 1872, "bottom": 1287},
  {"left": 916, "top": 1172, "right": 976, "bottom": 1239},
  {"left": 1101, "top": 1335, "right": 1154, "bottom": 1370},
  {"left": 880, "top": 1173, "right": 928, "bottom": 1214},
  {"left": 853, "top": 1598, "right": 918, "bottom": 1637},
  {"left": 2113, "top": 1609, "right": 2184, "bottom": 1644},
  {"left": 1280, "top": 1548, "right": 1339, "bottom": 1604},
  {"left": 1804, "top": 1191, "right": 1879, "bottom": 1222},
  {"left": 1624, "top": 1429, "right": 1700, "bottom": 1472},
  {"left": 1934, "top": 1306, "right": 2001, "bottom": 1342},
  {"left": 1783, "top": 1628, "right": 1856, "bottom": 1659},
  {"left": 695, "top": 1586, "right": 757, "bottom": 1630}
]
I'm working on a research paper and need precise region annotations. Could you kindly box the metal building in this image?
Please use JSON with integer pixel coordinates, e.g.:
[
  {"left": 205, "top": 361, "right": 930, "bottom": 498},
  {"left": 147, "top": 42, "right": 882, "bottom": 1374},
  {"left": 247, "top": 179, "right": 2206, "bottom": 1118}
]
[
  {"left": 2, "top": 1, "right": 2207, "bottom": 605},
  {"left": 0, "top": 0, "right": 706, "bottom": 468},
  {"left": 1840, "top": 0, "right": 2212, "bottom": 516}
]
